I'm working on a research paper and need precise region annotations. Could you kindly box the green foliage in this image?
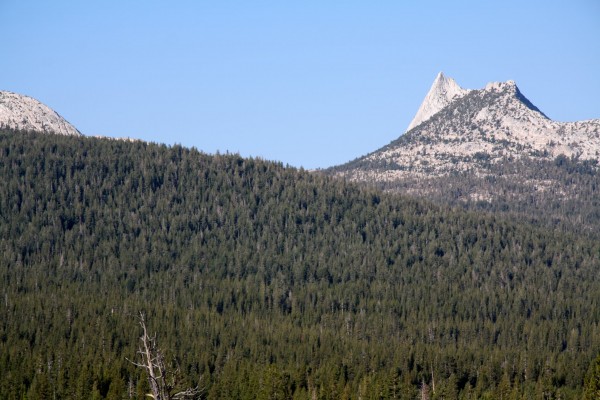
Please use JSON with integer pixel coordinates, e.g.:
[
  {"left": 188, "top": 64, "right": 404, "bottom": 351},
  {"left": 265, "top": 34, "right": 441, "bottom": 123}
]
[
  {"left": 1, "top": 129, "right": 599, "bottom": 398},
  {"left": 584, "top": 353, "right": 600, "bottom": 400}
]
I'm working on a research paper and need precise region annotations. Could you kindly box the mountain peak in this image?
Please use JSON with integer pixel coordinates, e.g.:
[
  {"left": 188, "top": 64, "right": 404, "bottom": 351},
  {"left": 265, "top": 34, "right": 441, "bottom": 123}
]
[
  {"left": 484, "top": 80, "right": 517, "bottom": 92},
  {"left": 332, "top": 74, "right": 600, "bottom": 183},
  {"left": 481, "top": 80, "right": 548, "bottom": 118},
  {"left": 407, "top": 72, "right": 470, "bottom": 131},
  {"left": 0, "top": 90, "right": 81, "bottom": 136}
]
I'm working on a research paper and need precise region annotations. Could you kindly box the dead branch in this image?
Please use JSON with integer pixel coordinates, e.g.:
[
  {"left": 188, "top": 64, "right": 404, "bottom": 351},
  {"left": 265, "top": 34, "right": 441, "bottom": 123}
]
[{"left": 127, "top": 312, "right": 200, "bottom": 400}]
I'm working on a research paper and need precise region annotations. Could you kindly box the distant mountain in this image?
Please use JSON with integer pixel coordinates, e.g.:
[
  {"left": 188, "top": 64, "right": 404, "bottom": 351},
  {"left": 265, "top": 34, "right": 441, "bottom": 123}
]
[
  {"left": 328, "top": 73, "right": 600, "bottom": 234},
  {"left": 333, "top": 73, "right": 600, "bottom": 180},
  {"left": 0, "top": 90, "right": 81, "bottom": 136}
]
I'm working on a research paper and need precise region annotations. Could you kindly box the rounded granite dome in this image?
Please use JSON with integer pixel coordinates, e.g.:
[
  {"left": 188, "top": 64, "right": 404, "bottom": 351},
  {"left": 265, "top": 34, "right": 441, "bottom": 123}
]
[{"left": 0, "top": 91, "right": 81, "bottom": 136}]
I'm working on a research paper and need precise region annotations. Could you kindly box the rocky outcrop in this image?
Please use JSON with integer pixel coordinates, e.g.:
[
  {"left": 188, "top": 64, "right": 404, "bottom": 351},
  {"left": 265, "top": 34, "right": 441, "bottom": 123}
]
[{"left": 0, "top": 91, "right": 81, "bottom": 136}]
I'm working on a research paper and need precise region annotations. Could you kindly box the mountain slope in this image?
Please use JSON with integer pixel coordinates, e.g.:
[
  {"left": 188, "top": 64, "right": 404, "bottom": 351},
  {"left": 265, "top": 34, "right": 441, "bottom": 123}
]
[
  {"left": 328, "top": 74, "right": 600, "bottom": 235},
  {"left": 2, "top": 129, "right": 599, "bottom": 398},
  {"left": 0, "top": 90, "right": 81, "bottom": 136}
]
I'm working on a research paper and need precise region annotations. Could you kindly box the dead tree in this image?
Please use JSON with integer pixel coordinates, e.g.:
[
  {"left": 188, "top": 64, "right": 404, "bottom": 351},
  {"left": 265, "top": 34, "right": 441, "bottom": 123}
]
[{"left": 128, "top": 312, "right": 200, "bottom": 400}]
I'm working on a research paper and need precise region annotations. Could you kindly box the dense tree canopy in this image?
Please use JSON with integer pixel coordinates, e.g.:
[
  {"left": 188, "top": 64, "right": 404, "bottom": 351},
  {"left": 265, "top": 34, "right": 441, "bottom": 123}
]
[
  {"left": 1, "top": 130, "right": 599, "bottom": 399},
  {"left": 328, "top": 150, "right": 600, "bottom": 238}
]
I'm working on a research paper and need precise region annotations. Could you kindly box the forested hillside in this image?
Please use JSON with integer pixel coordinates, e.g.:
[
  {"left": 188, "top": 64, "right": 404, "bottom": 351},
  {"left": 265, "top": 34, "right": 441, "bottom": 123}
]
[
  {"left": 1, "top": 130, "right": 600, "bottom": 399},
  {"left": 326, "top": 74, "right": 600, "bottom": 238},
  {"left": 328, "top": 154, "right": 600, "bottom": 238}
]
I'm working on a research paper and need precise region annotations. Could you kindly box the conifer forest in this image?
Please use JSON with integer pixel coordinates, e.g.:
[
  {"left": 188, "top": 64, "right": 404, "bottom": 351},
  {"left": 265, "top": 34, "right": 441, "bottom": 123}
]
[{"left": 1, "top": 130, "right": 600, "bottom": 399}]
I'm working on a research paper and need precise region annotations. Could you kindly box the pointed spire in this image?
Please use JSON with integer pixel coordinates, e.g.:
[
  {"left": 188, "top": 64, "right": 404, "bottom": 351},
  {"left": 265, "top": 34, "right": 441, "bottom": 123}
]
[{"left": 407, "top": 73, "right": 470, "bottom": 131}]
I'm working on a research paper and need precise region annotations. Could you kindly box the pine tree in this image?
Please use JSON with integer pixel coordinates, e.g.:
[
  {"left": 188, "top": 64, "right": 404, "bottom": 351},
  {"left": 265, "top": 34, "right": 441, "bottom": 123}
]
[{"left": 584, "top": 353, "right": 600, "bottom": 400}]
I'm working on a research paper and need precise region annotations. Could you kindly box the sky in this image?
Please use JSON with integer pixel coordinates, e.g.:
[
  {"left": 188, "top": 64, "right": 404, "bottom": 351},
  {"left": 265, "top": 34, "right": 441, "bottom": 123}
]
[{"left": 1, "top": 1, "right": 599, "bottom": 169}]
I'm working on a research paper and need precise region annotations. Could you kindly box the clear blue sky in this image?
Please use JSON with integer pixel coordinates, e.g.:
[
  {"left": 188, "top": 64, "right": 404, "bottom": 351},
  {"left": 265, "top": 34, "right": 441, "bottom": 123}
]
[{"left": 1, "top": 1, "right": 599, "bottom": 169}]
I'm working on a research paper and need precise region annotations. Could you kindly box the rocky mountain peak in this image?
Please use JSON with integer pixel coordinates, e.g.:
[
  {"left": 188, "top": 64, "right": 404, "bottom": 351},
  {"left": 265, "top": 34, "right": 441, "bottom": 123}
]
[
  {"left": 0, "top": 91, "right": 81, "bottom": 136},
  {"left": 406, "top": 72, "right": 471, "bottom": 131},
  {"left": 331, "top": 73, "right": 600, "bottom": 186}
]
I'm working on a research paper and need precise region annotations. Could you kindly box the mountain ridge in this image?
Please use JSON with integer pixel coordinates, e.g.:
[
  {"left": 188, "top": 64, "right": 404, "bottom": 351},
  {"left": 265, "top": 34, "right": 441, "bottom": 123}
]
[
  {"left": 326, "top": 74, "right": 600, "bottom": 234},
  {"left": 333, "top": 74, "right": 600, "bottom": 181}
]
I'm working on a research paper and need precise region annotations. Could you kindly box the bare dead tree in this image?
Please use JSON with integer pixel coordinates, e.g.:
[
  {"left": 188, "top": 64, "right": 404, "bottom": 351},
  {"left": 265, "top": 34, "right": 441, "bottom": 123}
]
[{"left": 128, "top": 312, "right": 200, "bottom": 400}]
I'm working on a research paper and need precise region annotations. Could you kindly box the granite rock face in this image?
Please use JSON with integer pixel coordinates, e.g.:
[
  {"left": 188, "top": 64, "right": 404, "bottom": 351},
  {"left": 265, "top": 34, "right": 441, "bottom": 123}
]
[
  {"left": 334, "top": 74, "right": 600, "bottom": 182},
  {"left": 0, "top": 91, "right": 81, "bottom": 136}
]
